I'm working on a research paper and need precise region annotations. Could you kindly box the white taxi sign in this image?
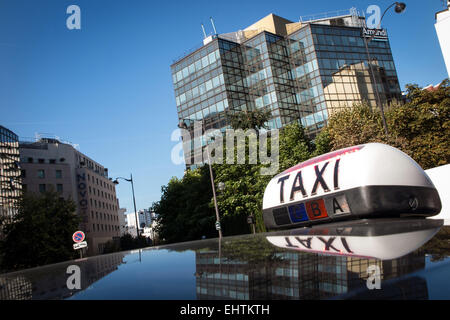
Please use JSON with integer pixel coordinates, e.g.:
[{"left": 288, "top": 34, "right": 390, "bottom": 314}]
[
  {"left": 266, "top": 219, "right": 443, "bottom": 260},
  {"left": 263, "top": 143, "right": 442, "bottom": 229}
]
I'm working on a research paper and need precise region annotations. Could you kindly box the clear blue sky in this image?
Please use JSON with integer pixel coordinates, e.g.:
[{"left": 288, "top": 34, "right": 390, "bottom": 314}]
[{"left": 0, "top": 0, "right": 448, "bottom": 214}]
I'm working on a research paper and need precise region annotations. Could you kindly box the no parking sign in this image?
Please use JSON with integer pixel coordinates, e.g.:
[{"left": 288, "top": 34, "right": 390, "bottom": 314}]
[{"left": 72, "top": 231, "right": 85, "bottom": 243}]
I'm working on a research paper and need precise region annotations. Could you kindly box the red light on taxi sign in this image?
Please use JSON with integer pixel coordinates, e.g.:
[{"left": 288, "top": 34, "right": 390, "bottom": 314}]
[{"left": 281, "top": 145, "right": 364, "bottom": 175}]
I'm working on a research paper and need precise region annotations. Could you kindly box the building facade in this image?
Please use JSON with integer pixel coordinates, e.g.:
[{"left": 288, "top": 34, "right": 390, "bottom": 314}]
[
  {"left": 0, "top": 126, "right": 21, "bottom": 221},
  {"left": 171, "top": 9, "right": 401, "bottom": 168},
  {"left": 435, "top": 0, "right": 450, "bottom": 77},
  {"left": 137, "top": 209, "right": 152, "bottom": 228},
  {"left": 19, "top": 138, "right": 121, "bottom": 255},
  {"left": 125, "top": 212, "right": 138, "bottom": 237},
  {"left": 118, "top": 208, "right": 128, "bottom": 236}
]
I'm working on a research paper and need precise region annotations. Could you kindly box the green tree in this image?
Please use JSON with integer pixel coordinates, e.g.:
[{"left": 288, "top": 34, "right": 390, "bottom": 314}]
[
  {"left": 326, "top": 102, "right": 388, "bottom": 150},
  {"left": 0, "top": 191, "right": 80, "bottom": 272},
  {"left": 323, "top": 79, "right": 449, "bottom": 169},
  {"left": 102, "top": 234, "right": 149, "bottom": 254},
  {"left": 152, "top": 121, "right": 316, "bottom": 243},
  {"left": 387, "top": 80, "right": 450, "bottom": 169},
  {"left": 312, "top": 128, "right": 332, "bottom": 157},
  {"left": 152, "top": 165, "right": 217, "bottom": 244},
  {"left": 214, "top": 162, "right": 270, "bottom": 235},
  {"left": 278, "top": 123, "right": 313, "bottom": 172}
]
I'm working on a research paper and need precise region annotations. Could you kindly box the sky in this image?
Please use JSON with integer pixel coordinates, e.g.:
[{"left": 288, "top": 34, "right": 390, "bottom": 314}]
[{"left": 0, "top": 0, "right": 448, "bottom": 214}]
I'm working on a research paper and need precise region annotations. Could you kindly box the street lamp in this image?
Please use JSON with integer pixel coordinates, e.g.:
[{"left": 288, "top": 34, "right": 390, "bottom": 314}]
[
  {"left": 113, "top": 174, "right": 140, "bottom": 237},
  {"left": 363, "top": 2, "right": 406, "bottom": 136},
  {"left": 178, "top": 119, "right": 223, "bottom": 239}
]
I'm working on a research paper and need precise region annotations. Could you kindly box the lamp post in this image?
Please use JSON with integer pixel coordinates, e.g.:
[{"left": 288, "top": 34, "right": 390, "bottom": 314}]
[
  {"left": 178, "top": 119, "right": 223, "bottom": 239},
  {"left": 363, "top": 2, "right": 406, "bottom": 136},
  {"left": 113, "top": 174, "right": 140, "bottom": 237}
]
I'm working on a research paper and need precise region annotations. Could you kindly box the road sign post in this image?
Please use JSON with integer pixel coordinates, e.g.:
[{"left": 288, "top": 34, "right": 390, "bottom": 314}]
[{"left": 72, "top": 231, "right": 87, "bottom": 258}]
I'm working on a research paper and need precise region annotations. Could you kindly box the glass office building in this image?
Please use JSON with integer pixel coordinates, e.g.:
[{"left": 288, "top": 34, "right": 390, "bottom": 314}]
[
  {"left": 171, "top": 9, "right": 402, "bottom": 168},
  {"left": 0, "top": 126, "right": 22, "bottom": 220}
]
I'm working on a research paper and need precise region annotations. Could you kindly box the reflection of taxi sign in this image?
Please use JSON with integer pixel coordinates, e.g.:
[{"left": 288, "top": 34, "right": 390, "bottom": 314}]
[
  {"left": 263, "top": 143, "right": 442, "bottom": 230},
  {"left": 72, "top": 231, "right": 85, "bottom": 243},
  {"left": 266, "top": 218, "right": 443, "bottom": 260}
]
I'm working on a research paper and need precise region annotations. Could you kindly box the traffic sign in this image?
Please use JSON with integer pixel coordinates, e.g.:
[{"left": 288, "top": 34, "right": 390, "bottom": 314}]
[
  {"left": 72, "top": 231, "right": 85, "bottom": 243},
  {"left": 73, "top": 241, "right": 87, "bottom": 250}
]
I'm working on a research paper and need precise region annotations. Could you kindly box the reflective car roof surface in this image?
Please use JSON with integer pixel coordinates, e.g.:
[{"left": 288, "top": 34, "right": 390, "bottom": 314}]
[{"left": 1, "top": 218, "right": 450, "bottom": 300}]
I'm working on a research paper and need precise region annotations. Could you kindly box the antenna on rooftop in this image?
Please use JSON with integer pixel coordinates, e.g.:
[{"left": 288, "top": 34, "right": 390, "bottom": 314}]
[
  {"left": 210, "top": 17, "right": 217, "bottom": 35},
  {"left": 201, "top": 23, "right": 207, "bottom": 39}
]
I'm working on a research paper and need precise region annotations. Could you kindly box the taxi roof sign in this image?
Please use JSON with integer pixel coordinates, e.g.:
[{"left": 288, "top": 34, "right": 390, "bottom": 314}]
[{"left": 263, "top": 143, "right": 442, "bottom": 230}]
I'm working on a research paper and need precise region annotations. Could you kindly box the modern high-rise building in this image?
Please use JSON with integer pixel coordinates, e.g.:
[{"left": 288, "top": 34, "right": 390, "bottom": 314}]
[
  {"left": 0, "top": 126, "right": 21, "bottom": 221},
  {"left": 171, "top": 8, "right": 401, "bottom": 168},
  {"left": 19, "top": 137, "right": 121, "bottom": 255},
  {"left": 435, "top": 0, "right": 450, "bottom": 77}
]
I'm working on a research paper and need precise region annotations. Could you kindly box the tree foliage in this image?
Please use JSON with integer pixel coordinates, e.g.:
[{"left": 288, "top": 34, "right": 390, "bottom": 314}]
[
  {"left": 387, "top": 80, "right": 450, "bottom": 169},
  {"left": 279, "top": 123, "right": 313, "bottom": 172},
  {"left": 152, "top": 121, "right": 316, "bottom": 243},
  {"left": 0, "top": 191, "right": 80, "bottom": 272},
  {"left": 323, "top": 79, "right": 450, "bottom": 169},
  {"left": 102, "top": 234, "right": 149, "bottom": 254},
  {"left": 152, "top": 165, "right": 217, "bottom": 244}
]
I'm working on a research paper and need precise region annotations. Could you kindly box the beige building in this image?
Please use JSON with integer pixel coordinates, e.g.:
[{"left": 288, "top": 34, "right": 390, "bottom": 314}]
[
  {"left": 19, "top": 138, "right": 121, "bottom": 256},
  {"left": 323, "top": 61, "right": 389, "bottom": 116}
]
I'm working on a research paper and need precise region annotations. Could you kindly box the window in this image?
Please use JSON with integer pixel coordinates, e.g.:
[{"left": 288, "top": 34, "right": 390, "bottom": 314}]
[
  {"left": 37, "top": 170, "right": 45, "bottom": 178},
  {"left": 27, "top": 157, "right": 33, "bottom": 163},
  {"left": 56, "top": 170, "right": 62, "bottom": 179},
  {"left": 49, "top": 159, "right": 56, "bottom": 164},
  {"left": 21, "top": 170, "right": 26, "bottom": 178},
  {"left": 39, "top": 184, "right": 46, "bottom": 193},
  {"left": 57, "top": 184, "right": 63, "bottom": 193},
  {"left": 38, "top": 158, "right": 45, "bottom": 164}
]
